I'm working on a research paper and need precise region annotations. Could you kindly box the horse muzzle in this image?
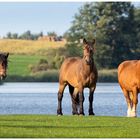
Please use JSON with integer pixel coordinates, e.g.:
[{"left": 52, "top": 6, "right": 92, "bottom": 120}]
[
  {"left": 0, "top": 74, "right": 7, "bottom": 80},
  {"left": 85, "top": 59, "right": 92, "bottom": 65}
]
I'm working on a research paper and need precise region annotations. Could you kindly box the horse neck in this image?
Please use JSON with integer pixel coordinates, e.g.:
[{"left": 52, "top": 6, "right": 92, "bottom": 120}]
[{"left": 82, "top": 58, "right": 94, "bottom": 73}]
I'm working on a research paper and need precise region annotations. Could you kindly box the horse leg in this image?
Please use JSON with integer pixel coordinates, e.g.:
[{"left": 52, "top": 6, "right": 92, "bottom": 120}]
[
  {"left": 57, "top": 83, "right": 66, "bottom": 115},
  {"left": 122, "top": 88, "right": 132, "bottom": 117},
  {"left": 69, "top": 86, "right": 79, "bottom": 115},
  {"left": 79, "top": 87, "right": 85, "bottom": 115},
  {"left": 129, "top": 92, "right": 133, "bottom": 108},
  {"left": 89, "top": 87, "right": 96, "bottom": 115},
  {"left": 131, "top": 87, "right": 138, "bottom": 117}
]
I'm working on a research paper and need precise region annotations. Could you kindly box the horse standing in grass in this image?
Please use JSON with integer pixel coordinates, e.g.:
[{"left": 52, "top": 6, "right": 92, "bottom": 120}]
[
  {"left": 0, "top": 52, "right": 9, "bottom": 80},
  {"left": 118, "top": 60, "right": 140, "bottom": 117},
  {"left": 57, "top": 38, "right": 98, "bottom": 115}
]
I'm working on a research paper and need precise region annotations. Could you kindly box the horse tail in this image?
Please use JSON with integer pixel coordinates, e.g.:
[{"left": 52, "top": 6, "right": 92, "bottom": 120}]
[{"left": 69, "top": 84, "right": 74, "bottom": 95}]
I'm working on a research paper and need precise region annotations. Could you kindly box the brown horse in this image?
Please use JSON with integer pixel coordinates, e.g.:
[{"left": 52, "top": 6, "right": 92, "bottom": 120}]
[
  {"left": 57, "top": 38, "right": 98, "bottom": 115},
  {"left": 118, "top": 60, "right": 140, "bottom": 117},
  {"left": 0, "top": 52, "right": 9, "bottom": 80}
]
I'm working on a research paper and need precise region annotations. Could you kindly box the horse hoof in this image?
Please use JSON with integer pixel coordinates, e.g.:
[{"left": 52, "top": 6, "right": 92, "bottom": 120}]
[
  {"left": 127, "top": 109, "right": 132, "bottom": 117},
  {"left": 57, "top": 114, "right": 63, "bottom": 116},
  {"left": 89, "top": 113, "right": 95, "bottom": 116},
  {"left": 57, "top": 111, "right": 63, "bottom": 116},
  {"left": 127, "top": 115, "right": 137, "bottom": 118},
  {"left": 127, "top": 111, "right": 137, "bottom": 117},
  {"left": 79, "top": 113, "right": 85, "bottom": 116},
  {"left": 130, "top": 111, "right": 137, "bottom": 117},
  {"left": 72, "top": 113, "right": 79, "bottom": 116},
  {"left": 57, "top": 113, "right": 63, "bottom": 116}
]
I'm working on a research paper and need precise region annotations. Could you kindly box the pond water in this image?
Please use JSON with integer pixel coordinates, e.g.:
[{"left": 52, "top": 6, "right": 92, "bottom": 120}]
[{"left": 0, "top": 82, "right": 139, "bottom": 117}]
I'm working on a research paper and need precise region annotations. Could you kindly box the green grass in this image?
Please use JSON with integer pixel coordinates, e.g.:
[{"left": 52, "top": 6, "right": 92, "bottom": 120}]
[
  {"left": 8, "top": 54, "right": 46, "bottom": 76},
  {"left": 6, "top": 54, "right": 59, "bottom": 82},
  {"left": 0, "top": 115, "right": 140, "bottom": 138},
  {"left": 6, "top": 54, "right": 118, "bottom": 82},
  {"left": 98, "top": 69, "right": 118, "bottom": 82}
]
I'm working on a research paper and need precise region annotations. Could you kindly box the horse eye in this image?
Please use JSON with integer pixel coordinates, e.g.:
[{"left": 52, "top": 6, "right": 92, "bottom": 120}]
[{"left": 2, "top": 62, "right": 5, "bottom": 67}]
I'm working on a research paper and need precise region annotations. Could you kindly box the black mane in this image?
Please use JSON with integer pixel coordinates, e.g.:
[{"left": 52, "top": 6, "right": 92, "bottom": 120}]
[{"left": 0, "top": 53, "right": 8, "bottom": 67}]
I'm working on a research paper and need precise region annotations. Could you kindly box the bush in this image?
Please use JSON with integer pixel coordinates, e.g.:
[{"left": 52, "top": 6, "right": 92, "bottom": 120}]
[
  {"left": 30, "top": 54, "right": 65, "bottom": 73},
  {"left": 29, "top": 59, "right": 49, "bottom": 73}
]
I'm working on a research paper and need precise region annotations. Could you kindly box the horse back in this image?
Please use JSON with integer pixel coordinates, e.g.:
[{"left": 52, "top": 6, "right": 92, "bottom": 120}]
[{"left": 118, "top": 60, "right": 140, "bottom": 91}]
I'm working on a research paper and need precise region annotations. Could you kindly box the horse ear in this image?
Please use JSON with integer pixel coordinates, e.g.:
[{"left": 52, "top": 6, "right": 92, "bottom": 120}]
[
  {"left": 5, "top": 53, "right": 9, "bottom": 59},
  {"left": 83, "top": 38, "right": 87, "bottom": 45}
]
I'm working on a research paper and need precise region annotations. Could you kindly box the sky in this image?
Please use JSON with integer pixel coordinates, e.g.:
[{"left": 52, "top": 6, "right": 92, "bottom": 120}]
[
  {"left": 0, "top": 2, "right": 84, "bottom": 37},
  {"left": 0, "top": 2, "right": 139, "bottom": 37}
]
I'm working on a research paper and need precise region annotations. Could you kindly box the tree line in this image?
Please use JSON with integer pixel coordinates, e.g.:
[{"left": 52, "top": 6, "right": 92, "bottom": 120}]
[
  {"left": 64, "top": 2, "right": 140, "bottom": 69},
  {"left": 4, "top": 30, "right": 43, "bottom": 40},
  {"left": 4, "top": 31, "right": 61, "bottom": 40}
]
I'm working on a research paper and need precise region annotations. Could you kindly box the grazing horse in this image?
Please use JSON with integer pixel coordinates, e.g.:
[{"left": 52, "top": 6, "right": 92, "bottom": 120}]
[
  {"left": 0, "top": 53, "right": 9, "bottom": 80},
  {"left": 118, "top": 60, "right": 140, "bottom": 117},
  {"left": 57, "top": 38, "right": 98, "bottom": 115}
]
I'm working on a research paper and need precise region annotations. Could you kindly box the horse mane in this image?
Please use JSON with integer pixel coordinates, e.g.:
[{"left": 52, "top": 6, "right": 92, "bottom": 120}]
[{"left": 0, "top": 53, "right": 8, "bottom": 67}]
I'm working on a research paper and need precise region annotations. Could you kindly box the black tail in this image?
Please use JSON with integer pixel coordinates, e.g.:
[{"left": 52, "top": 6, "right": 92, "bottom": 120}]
[{"left": 69, "top": 84, "right": 74, "bottom": 95}]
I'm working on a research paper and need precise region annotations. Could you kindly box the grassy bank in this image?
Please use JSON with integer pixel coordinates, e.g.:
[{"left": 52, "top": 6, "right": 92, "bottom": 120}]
[
  {"left": 0, "top": 115, "right": 139, "bottom": 138},
  {"left": 6, "top": 54, "right": 118, "bottom": 82},
  {"left": 0, "top": 39, "right": 118, "bottom": 82},
  {"left": 6, "top": 69, "right": 117, "bottom": 82}
]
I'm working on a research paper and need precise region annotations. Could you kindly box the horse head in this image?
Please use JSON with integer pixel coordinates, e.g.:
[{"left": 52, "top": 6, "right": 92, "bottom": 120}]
[
  {"left": 82, "top": 38, "right": 95, "bottom": 65},
  {"left": 0, "top": 52, "right": 9, "bottom": 80}
]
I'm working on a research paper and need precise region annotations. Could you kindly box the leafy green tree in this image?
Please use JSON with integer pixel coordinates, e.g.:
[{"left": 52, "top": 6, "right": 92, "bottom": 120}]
[
  {"left": 47, "top": 31, "right": 57, "bottom": 37},
  {"left": 6, "top": 32, "right": 12, "bottom": 39},
  {"left": 19, "top": 30, "right": 32, "bottom": 40},
  {"left": 65, "top": 2, "right": 138, "bottom": 68},
  {"left": 133, "top": 8, "right": 140, "bottom": 58},
  {"left": 39, "top": 31, "right": 43, "bottom": 37},
  {"left": 12, "top": 33, "right": 18, "bottom": 39}
]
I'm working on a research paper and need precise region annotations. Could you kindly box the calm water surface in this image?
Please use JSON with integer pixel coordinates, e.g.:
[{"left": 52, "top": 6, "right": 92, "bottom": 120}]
[{"left": 0, "top": 82, "right": 139, "bottom": 117}]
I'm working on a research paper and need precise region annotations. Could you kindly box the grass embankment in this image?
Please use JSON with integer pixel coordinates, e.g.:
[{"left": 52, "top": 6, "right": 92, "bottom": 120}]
[
  {"left": 0, "top": 39, "right": 118, "bottom": 82},
  {"left": 0, "top": 115, "right": 139, "bottom": 138},
  {"left": 6, "top": 54, "right": 118, "bottom": 82},
  {"left": 6, "top": 54, "right": 59, "bottom": 82}
]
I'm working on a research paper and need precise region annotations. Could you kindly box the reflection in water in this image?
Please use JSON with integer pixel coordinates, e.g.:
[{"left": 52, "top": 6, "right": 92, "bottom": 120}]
[{"left": 0, "top": 82, "right": 139, "bottom": 116}]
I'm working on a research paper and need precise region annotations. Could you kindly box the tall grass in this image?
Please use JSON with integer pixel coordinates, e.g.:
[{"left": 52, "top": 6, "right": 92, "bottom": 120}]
[
  {"left": 0, "top": 39, "right": 66, "bottom": 54},
  {"left": 98, "top": 69, "right": 118, "bottom": 82}
]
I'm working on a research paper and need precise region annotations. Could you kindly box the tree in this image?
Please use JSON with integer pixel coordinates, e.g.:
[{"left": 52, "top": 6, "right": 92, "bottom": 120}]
[
  {"left": 47, "top": 31, "right": 57, "bottom": 37},
  {"left": 6, "top": 32, "right": 12, "bottom": 39},
  {"left": 65, "top": 2, "right": 138, "bottom": 68},
  {"left": 19, "top": 30, "right": 32, "bottom": 40},
  {"left": 39, "top": 31, "right": 43, "bottom": 37},
  {"left": 133, "top": 8, "right": 140, "bottom": 59},
  {"left": 12, "top": 33, "right": 18, "bottom": 39}
]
